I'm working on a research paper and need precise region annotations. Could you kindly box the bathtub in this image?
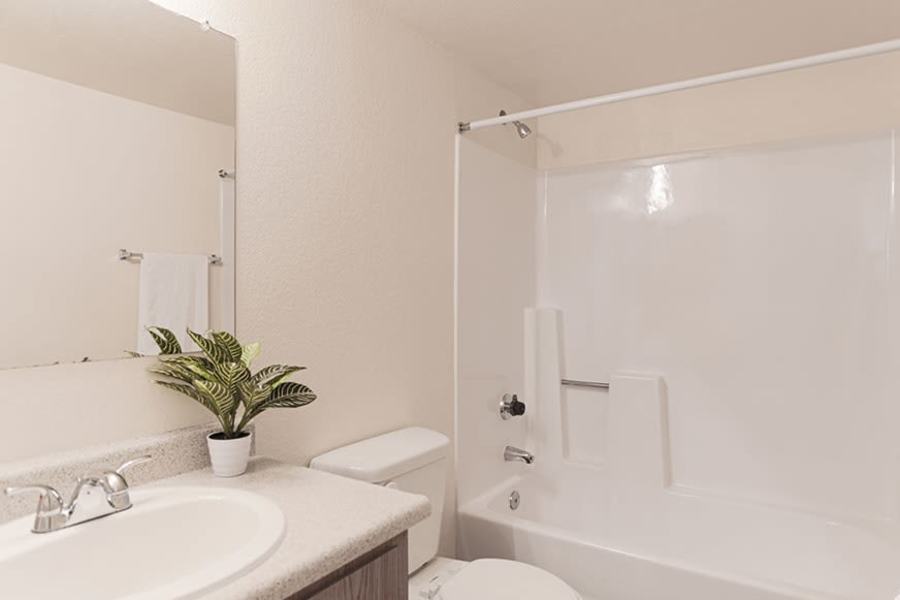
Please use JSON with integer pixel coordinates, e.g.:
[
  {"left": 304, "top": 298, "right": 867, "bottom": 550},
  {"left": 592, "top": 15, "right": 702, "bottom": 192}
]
[{"left": 457, "top": 465, "right": 900, "bottom": 600}]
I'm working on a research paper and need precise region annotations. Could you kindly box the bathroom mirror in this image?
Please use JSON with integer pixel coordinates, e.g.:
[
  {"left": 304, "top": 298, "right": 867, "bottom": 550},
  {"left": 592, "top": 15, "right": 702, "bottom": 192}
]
[{"left": 0, "top": 0, "right": 236, "bottom": 370}]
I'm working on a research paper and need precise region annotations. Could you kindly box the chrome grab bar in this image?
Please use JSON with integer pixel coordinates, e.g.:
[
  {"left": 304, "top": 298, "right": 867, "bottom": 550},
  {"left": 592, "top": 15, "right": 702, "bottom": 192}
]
[{"left": 560, "top": 378, "right": 610, "bottom": 390}]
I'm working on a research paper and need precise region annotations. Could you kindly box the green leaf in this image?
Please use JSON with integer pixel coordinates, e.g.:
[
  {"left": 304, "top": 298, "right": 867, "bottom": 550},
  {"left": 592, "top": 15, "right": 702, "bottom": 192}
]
[
  {"left": 262, "top": 381, "right": 317, "bottom": 409},
  {"left": 187, "top": 329, "right": 227, "bottom": 364},
  {"left": 160, "top": 354, "right": 212, "bottom": 368},
  {"left": 159, "top": 355, "right": 216, "bottom": 380},
  {"left": 147, "top": 327, "right": 182, "bottom": 355},
  {"left": 236, "top": 381, "right": 315, "bottom": 432},
  {"left": 238, "top": 380, "right": 271, "bottom": 408},
  {"left": 159, "top": 354, "right": 208, "bottom": 366},
  {"left": 241, "top": 342, "right": 261, "bottom": 367},
  {"left": 194, "top": 378, "right": 237, "bottom": 417},
  {"left": 148, "top": 363, "right": 196, "bottom": 384},
  {"left": 251, "top": 364, "right": 305, "bottom": 387},
  {"left": 211, "top": 331, "right": 243, "bottom": 362},
  {"left": 214, "top": 361, "right": 251, "bottom": 391},
  {"left": 154, "top": 381, "right": 216, "bottom": 412}
]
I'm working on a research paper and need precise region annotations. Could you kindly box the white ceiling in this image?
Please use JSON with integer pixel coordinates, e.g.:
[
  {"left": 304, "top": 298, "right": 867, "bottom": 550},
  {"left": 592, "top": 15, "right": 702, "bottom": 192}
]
[
  {"left": 0, "top": 0, "right": 235, "bottom": 124},
  {"left": 380, "top": 0, "right": 900, "bottom": 113}
]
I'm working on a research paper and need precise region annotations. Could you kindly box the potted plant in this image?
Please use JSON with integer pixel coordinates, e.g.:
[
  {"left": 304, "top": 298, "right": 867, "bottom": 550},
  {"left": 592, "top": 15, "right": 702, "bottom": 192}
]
[{"left": 146, "top": 326, "right": 316, "bottom": 477}]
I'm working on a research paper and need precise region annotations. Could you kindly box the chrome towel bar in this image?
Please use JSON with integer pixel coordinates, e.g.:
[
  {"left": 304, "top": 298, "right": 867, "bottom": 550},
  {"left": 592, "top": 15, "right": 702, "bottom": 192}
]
[
  {"left": 561, "top": 378, "right": 610, "bottom": 390},
  {"left": 118, "top": 248, "right": 223, "bottom": 266}
]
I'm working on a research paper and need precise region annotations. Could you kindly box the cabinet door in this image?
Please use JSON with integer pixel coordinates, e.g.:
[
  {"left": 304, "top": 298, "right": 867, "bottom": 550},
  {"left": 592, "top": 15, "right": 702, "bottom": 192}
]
[{"left": 289, "top": 533, "right": 408, "bottom": 600}]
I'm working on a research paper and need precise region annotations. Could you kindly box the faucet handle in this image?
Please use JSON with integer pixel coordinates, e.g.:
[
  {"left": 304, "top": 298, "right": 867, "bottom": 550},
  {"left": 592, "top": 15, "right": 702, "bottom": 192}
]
[
  {"left": 115, "top": 455, "right": 152, "bottom": 478},
  {"left": 95, "top": 455, "right": 150, "bottom": 511},
  {"left": 5, "top": 485, "right": 65, "bottom": 533},
  {"left": 500, "top": 394, "right": 527, "bottom": 420},
  {"left": 5, "top": 484, "right": 64, "bottom": 509},
  {"left": 102, "top": 455, "right": 151, "bottom": 495}
]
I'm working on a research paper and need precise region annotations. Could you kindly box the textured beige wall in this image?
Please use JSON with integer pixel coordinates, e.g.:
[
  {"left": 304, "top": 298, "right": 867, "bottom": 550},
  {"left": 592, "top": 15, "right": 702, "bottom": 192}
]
[
  {"left": 148, "top": 0, "right": 532, "bottom": 555},
  {"left": 0, "top": 0, "right": 532, "bottom": 556},
  {"left": 538, "top": 51, "right": 900, "bottom": 170}
]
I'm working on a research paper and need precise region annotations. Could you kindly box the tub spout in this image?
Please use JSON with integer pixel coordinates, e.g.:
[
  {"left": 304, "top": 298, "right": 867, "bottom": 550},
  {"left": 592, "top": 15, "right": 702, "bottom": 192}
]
[{"left": 504, "top": 445, "right": 535, "bottom": 465}]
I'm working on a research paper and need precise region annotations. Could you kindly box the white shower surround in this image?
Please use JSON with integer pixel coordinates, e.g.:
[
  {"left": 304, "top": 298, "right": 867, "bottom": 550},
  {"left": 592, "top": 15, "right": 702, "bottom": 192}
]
[{"left": 455, "top": 132, "right": 900, "bottom": 599}]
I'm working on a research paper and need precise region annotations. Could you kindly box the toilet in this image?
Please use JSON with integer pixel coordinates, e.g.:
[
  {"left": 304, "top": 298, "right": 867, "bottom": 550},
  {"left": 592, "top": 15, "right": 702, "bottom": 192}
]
[{"left": 310, "top": 427, "right": 581, "bottom": 600}]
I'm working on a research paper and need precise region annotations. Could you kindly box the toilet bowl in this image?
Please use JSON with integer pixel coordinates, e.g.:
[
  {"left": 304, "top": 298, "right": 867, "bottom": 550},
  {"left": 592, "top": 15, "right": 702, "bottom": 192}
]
[{"left": 309, "top": 427, "right": 580, "bottom": 600}]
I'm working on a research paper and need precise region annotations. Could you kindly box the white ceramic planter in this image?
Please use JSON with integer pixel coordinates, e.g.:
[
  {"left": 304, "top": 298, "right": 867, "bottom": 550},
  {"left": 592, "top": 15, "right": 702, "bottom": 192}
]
[{"left": 207, "top": 431, "right": 252, "bottom": 477}]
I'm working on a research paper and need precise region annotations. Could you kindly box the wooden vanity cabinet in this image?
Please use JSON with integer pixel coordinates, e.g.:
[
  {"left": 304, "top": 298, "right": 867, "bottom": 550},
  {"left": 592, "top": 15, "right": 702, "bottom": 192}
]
[{"left": 286, "top": 532, "right": 408, "bottom": 600}]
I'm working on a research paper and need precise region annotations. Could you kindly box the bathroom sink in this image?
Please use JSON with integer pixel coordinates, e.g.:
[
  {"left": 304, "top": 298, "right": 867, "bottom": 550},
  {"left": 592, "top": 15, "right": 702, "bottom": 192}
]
[{"left": 0, "top": 485, "right": 285, "bottom": 599}]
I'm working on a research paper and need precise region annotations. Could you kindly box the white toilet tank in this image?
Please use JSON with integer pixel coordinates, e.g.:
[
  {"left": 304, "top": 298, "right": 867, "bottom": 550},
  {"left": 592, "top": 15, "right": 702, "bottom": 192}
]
[{"left": 309, "top": 427, "right": 449, "bottom": 574}]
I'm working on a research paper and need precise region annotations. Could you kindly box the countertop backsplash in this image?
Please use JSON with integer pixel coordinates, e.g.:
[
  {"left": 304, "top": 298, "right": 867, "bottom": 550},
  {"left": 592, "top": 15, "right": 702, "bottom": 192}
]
[{"left": 0, "top": 422, "right": 253, "bottom": 524}]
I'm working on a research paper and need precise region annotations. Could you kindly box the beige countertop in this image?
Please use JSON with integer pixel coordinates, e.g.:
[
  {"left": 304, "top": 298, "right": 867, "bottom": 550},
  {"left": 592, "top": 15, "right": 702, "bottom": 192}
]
[{"left": 150, "top": 457, "right": 431, "bottom": 600}]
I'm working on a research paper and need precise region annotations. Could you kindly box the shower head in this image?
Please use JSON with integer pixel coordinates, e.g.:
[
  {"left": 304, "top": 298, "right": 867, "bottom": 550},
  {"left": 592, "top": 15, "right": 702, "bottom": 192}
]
[
  {"left": 514, "top": 120, "right": 532, "bottom": 139},
  {"left": 499, "top": 110, "right": 532, "bottom": 139}
]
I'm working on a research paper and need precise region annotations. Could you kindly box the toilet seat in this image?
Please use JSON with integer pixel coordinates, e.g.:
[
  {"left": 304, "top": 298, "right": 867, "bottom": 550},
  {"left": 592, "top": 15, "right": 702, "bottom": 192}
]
[{"left": 437, "top": 558, "right": 580, "bottom": 600}]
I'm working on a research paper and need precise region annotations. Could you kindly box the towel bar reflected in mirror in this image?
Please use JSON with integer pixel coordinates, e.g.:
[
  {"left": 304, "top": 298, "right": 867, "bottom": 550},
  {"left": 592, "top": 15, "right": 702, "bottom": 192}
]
[{"left": 117, "top": 249, "right": 223, "bottom": 266}]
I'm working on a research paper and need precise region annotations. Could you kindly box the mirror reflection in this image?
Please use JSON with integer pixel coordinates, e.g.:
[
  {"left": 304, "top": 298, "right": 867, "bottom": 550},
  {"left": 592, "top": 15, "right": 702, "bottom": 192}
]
[{"left": 0, "top": 0, "right": 236, "bottom": 370}]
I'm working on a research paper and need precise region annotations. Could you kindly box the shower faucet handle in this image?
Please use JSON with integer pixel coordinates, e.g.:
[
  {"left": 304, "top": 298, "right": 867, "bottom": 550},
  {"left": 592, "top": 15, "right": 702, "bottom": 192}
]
[{"left": 500, "top": 394, "right": 526, "bottom": 420}]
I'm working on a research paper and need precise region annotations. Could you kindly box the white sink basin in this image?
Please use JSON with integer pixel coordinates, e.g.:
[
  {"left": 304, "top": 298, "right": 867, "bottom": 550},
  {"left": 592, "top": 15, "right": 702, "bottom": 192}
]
[{"left": 0, "top": 486, "right": 285, "bottom": 599}]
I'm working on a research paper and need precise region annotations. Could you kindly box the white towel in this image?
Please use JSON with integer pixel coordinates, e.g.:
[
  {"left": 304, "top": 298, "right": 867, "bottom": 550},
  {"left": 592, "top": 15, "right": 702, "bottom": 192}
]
[{"left": 136, "top": 253, "right": 209, "bottom": 355}]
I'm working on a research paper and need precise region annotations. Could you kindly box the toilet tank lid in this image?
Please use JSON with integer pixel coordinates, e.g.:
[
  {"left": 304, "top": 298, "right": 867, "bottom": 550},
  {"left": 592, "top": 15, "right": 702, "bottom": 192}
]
[{"left": 309, "top": 427, "right": 450, "bottom": 483}]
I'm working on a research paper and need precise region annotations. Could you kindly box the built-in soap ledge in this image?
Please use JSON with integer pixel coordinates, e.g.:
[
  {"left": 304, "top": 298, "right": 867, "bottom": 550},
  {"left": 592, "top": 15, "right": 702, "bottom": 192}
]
[{"left": 0, "top": 422, "right": 243, "bottom": 524}]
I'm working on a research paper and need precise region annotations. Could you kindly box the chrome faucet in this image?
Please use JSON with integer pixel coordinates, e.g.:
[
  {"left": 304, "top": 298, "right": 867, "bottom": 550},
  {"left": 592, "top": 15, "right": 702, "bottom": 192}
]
[
  {"left": 5, "top": 455, "right": 151, "bottom": 533},
  {"left": 503, "top": 445, "right": 535, "bottom": 465}
]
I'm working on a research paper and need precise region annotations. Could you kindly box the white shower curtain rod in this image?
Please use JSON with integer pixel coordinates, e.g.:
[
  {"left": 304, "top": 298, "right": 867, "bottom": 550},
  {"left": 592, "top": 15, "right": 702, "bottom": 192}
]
[{"left": 458, "top": 38, "right": 900, "bottom": 133}]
